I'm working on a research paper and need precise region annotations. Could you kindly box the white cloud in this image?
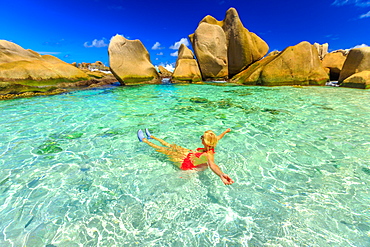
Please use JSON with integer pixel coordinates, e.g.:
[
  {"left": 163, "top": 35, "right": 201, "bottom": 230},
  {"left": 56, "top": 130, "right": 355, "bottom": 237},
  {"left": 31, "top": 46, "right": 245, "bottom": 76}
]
[
  {"left": 156, "top": 52, "right": 164, "bottom": 55},
  {"left": 84, "top": 38, "right": 108, "bottom": 48},
  {"left": 169, "top": 38, "right": 189, "bottom": 50},
  {"left": 332, "top": 0, "right": 350, "bottom": 5},
  {"left": 360, "top": 10, "right": 370, "bottom": 18},
  {"left": 156, "top": 63, "right": 175, "bottom": 72},
  {"left": 332, "top": 0, "right": 370, "bottom": 6},
  {"left": 163, "top": 64, "right": 175, "bottom": 72},
  {"left": 152, "top": 41, "right": 164, "bottom": 50},
  {"left": 170, "top": 51, "right": 178, "bottom": 57},
  {"left": 351, "top": 43, "right": 369, "bottom": 48},
  {"left": 333, "top": 1, "right": 370, "bottom": 18}
]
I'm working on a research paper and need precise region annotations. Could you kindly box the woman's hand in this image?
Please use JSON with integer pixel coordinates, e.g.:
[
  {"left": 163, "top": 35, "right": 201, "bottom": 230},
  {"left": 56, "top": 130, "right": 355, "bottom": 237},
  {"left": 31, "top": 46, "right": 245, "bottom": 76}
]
[
  {"left": 220, "top": 174, "right": 234, "bottom": 185},
  {"left": 218, "top": 128, "right": 231, "bottom": 141}
]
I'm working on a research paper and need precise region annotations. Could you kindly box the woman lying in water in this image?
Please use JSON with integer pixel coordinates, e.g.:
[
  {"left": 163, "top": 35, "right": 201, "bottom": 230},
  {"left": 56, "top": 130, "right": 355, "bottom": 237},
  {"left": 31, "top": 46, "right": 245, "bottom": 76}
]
[{"left": 137, "top": 128, "right": 234, "bottom": 185}]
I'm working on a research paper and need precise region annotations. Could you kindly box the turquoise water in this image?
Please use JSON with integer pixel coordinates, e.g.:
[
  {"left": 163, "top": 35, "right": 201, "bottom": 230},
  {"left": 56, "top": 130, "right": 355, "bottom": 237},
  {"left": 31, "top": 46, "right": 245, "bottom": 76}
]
[{"left": 0, "top": 84, "right": 370, "bottom": 246}]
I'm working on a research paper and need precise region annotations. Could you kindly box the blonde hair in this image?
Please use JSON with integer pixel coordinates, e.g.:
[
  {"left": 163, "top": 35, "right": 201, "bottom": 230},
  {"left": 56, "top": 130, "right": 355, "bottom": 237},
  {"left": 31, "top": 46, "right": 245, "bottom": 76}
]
[{"left": 202, "top": 130, "right": 218, "bottom": 148}]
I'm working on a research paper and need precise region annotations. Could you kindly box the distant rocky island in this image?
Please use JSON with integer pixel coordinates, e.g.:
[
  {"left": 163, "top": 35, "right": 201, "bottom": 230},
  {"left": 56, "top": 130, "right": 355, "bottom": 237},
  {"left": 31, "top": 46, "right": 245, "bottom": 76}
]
[{"left": 1, "top": 8, "right": 369, "bottom": 100}]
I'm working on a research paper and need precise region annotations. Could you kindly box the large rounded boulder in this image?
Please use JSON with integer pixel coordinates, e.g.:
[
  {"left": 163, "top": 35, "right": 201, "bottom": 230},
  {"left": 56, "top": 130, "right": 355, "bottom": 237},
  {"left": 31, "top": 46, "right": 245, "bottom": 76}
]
[
  {"left": 231, "top": 41, "right": 329, "bottom": 86},
  {"left": 0, "top": 40, "right": 89, "bottom": 83},
  {"left": 222, "top": 8, "right": 269, "bottom": 76},
  {"left": 191, "top": 22, "right": 228, "bottom": 81},
  {"left": 338, "top": 47, "right": 370, "bottom": 89},
  {"left": 172, "top": 44, "right": 202, "bottom": 83},
  {"left": 189, "top": 8, "right": 269, "bottom": 79},
  {"left": 341, "top": 71, "right": 370, "bottom": 89},
  {"left": 108, "top": 35, "right": 160, "bottom": 85},
  {"left": 157, "top": 66, "right": 172, "bottom": 78},
  {"left": 322, "top": 51, "right": 347, "bottom": 81}
]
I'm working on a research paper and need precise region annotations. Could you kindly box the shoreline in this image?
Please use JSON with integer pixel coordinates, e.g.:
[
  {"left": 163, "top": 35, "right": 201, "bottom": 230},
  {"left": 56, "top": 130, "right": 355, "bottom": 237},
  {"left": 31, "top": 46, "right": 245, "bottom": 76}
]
[
  {"left": 0, "top": 79, "right": 360, "bottom": 101},
  {"left": 0, "top": 76, "right": 118, "bottom": 100}
]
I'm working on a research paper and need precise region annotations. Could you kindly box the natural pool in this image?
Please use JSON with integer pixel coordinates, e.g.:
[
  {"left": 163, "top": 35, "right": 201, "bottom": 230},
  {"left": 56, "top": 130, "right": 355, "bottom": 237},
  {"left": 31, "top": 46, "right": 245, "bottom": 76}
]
[{"left": 0, "top": 84, "right": 369, "bottom": 246}]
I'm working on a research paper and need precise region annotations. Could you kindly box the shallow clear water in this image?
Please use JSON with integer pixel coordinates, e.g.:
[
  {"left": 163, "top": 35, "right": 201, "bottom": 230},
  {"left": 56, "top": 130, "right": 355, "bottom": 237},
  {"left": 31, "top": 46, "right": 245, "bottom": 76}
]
[{"left": 0, "top": 84, "right": 370, "bottom": 247}]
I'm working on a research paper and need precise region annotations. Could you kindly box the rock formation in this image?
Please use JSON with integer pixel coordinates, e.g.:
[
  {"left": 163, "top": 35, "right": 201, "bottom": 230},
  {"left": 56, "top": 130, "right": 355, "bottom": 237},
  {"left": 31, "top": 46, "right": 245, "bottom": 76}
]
[
  {"left": 339, "top": 47, "right": 370, "bottom": 89},
  {"left": 0, "top": 40, "right": 89, "bottom": 82},
  {"left": 76, "top": 61, "right": 110, "bottom": 71},
  {"left": 157, "top": 66, "right": 172, "bottom": 77},
  {"left": 222, "top": 8, "right": 269, "bottom": 76},
  {"left": 108, "top": 35, "right": 160, "bottom": 84},
  {"left": 341, "top": 71, "right": 370, "bottom": 89},
  {"left": 333, "top": 49, "right": 350, "bottom": 56},
  {"left": 313, "top": 43, "right": 328, "bottom": 60},
  {"left": 231, "top": 41, "right": 329, "bottom": 86},
  {"left": 267, "top": 50, "right": 280, "bottom": 57},
  {"left": 172, "top": 44, "right": 202, "bottom": 83},
  {"left": 229, "top": 55, "right": 275, "bottom": 85},
  {"left": 322, "top": 51, "right": 347, "bottom": 81},
  {"left": 189, "top": 8, "right": 269, "bottom": 80},
  {"left": 191, "top": 23, "right": 228, "bottom": 81},
  {"left": 91, "top": 61, "right": 109, "bottom": 71},
  {"left": 0, "top": 40, "right": 119, "bottom": 99},
  {"left": 177, "top": 44, "right": 194, "bottom": 60}
]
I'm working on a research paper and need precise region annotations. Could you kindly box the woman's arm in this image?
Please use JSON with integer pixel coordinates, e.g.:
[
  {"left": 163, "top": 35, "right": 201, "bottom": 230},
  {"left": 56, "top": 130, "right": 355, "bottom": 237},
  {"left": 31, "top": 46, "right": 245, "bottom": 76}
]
[
  {"left": 217, "top": 128, "right": 231, "bottom": 141},
  {"left": 207, "top": 152, "right": 234, "bottom": 185}
]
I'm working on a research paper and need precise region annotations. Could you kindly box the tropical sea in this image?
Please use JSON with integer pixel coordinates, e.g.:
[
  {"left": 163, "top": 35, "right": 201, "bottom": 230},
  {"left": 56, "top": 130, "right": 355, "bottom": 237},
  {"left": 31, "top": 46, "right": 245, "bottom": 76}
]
[{"left": 0, "top": 83, "right": 369, "bottom": 246}]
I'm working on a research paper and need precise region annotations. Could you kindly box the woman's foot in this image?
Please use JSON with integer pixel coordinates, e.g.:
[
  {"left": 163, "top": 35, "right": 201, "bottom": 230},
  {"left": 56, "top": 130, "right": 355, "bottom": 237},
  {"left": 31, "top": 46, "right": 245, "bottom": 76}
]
[
  {"left": 137, "top": 129, "right": 145, "bottom": 142},
  {"left": 145, "top": 128, "right": 153, "bottom": 139}
]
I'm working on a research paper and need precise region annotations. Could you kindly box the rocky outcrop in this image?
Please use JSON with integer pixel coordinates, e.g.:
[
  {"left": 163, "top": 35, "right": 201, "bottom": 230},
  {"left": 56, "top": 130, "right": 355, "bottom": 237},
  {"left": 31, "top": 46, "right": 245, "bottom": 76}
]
[
  {"left": 0, "top": 82, "right": 67, "bottom": 100},
  {"left": 339, "top": 47, "right": 370, "bottom": 89},
  {"left": 322, "top": 51, "right": 347, "bottom": 81},
  {"left": 267, "top": 50, "right": 280, "bottom": 57},
  {"left": 230, "top": 55, "right": 275, "bottom": 85},
  {"left": 231, "top": 41, "right": 329, "bottom": 86},
  {"left": 108, "top": 35, "right": 160, "bottom": 85},
  {"left": 341, "top": 71, "right": 370, "bottom": 89},
  {"left": 0, "top": 40, "right": 120, "bottom": 99},
  {"left": 76, "top": 61, "right": 110, "bottom": 71},
  {"left": 333, "top": 49, "right": 350, "bottom": 56},
  {"left": 222, "top": 8, "right": 269, "bottom": 76},
  {"left": 157, "top": 66, "right": 172, "bottom": 77},
  {"left": 90, "top": 61, "right": 109, "bottom": 71},
  {"left": 0, "top": 75, "right": 117, "bottom": 100},
  {"left": 0, "top": 40, "right": 89, "bottom": 83},
  {"left": 172, "top": 44, "right": 202, "bottom": 83},
  {"left": 313, "top": 43, "right": 328, "bottom": 60},
  {"left": 58, "top": 77, "right": 117, "bottom": 88},
  {"left": 189, "top": 8, "right": 269, "bottom": 80},
  {"left": 191, "top": 23, "right": 228, "bottom": 81}
]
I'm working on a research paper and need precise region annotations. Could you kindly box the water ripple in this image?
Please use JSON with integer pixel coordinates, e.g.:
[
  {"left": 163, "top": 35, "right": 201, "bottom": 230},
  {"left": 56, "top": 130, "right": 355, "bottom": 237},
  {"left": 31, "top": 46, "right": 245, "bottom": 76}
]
[{"left": 0, "top": 85, "right": 369, "bottom": 246}]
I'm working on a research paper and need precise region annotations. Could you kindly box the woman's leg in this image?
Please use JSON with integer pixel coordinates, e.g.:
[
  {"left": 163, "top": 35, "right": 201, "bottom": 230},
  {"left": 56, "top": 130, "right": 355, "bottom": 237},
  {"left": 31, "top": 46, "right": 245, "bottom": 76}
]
[
  {"left": 141, "top": 131, "right": 190, "bottom": 168},
  {"left": 151, "top": 135, "right": 171, "bottom": 147},
  {"left": 143, "top": 138, "right": 167, "bottom": 152},
  {"left": 144, "top": 138, "right": 192, "bottom": 169}
]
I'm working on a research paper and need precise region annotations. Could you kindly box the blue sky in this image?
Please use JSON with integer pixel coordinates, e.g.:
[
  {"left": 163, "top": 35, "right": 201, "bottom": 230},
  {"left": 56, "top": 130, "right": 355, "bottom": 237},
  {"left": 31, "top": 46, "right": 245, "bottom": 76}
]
[{"left": 1, "top": 0, "right": 369, "bottom": 69}]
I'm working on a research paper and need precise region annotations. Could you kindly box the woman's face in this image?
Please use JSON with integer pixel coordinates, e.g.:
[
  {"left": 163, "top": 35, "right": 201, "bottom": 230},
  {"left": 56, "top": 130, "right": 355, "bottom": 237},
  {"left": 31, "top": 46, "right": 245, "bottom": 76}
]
[{"left": 201, "top": 135, "right": 206, "bottom": 145}]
